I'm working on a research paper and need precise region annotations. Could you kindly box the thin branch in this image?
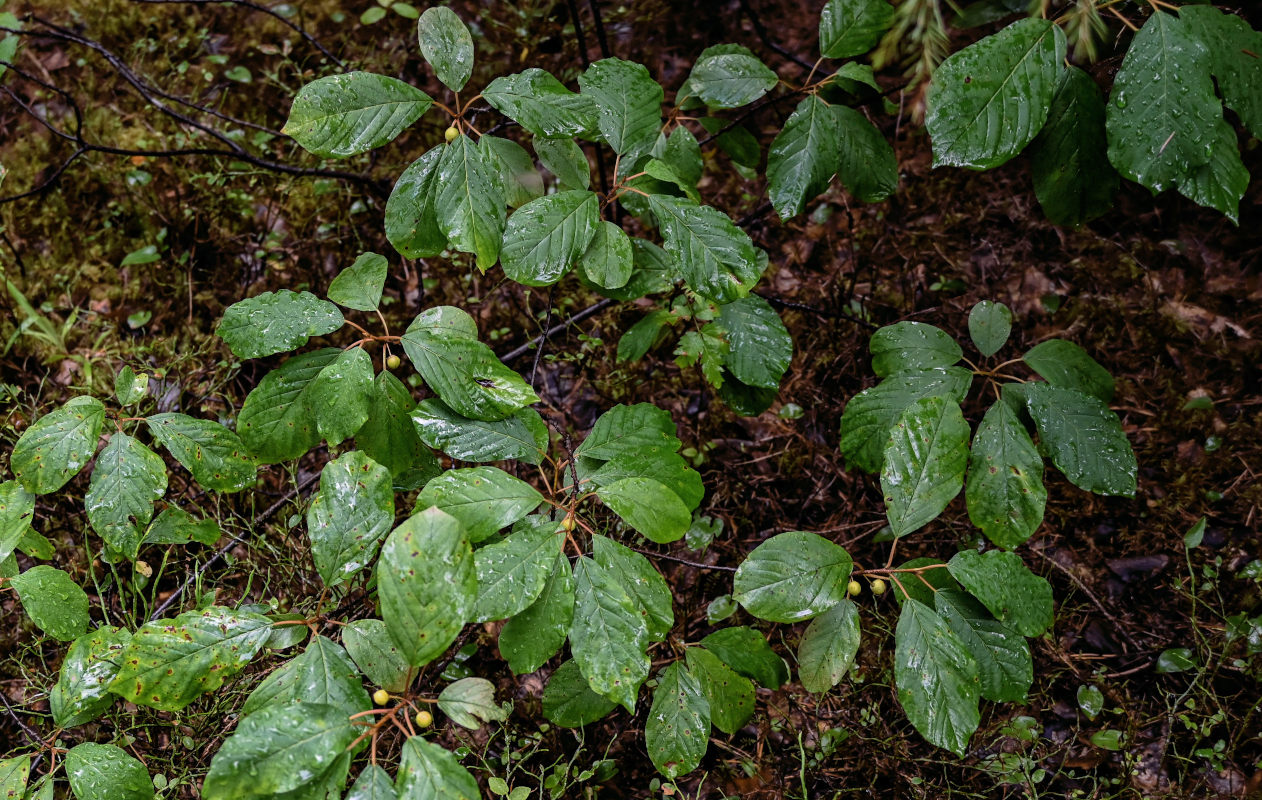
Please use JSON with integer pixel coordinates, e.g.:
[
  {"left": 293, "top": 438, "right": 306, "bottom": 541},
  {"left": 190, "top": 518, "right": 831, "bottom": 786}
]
[
  {"left": 126, "top": 0, "right": 345, "bottom": 67},
  {"left": 631, "top": 548, "right": 737, "bottom": 572},
  {"left": 502, "top": 298, "right": 616, "bottom": 362}
]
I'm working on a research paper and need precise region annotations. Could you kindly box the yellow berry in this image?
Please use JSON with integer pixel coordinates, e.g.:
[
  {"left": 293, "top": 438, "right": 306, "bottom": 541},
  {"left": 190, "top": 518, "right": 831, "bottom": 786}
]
[
  {"left": 415, "top": 710, "right": 434, "bottom": 728},
  {"left": 372, "top": 689, "right": 390, "bottom": 706},
  {"left": 560, "top": 514, "right": 576, "bottom": 533},
  {"left": 847, "top": 579, "right": 862, "bottom": 597},
  {"left": 444, "top": 126, "right": 460, "bottom": 143},
  {"left": 386, "top": 354, "right": 402, "bottom": 370},
  {"left": 871, "top": 578, "right": 887, "bottom": 596}
]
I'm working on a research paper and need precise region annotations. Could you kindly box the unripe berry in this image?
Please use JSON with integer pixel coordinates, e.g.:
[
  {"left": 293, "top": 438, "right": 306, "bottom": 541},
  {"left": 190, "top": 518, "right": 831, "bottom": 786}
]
[
  {"left": 444, "top": 126, "right": 459, "bottom": 143},
  {"left": 415, "top": 710, "right": 434, "bottom": 728},
  {"left": 846, "top": 579, "right": 862, "bottom": 597},
  {"left": 871, "top": 578, "right": 887, "bottom": 596},
  {"left": 560, "top": 514, "right": 576, "bottom": 533},
  {"left": 372, "top": 689, "right": 390, "bottom": 706},
  {"left": 386, "top": 354, "right": 402, "bottom": 370}
]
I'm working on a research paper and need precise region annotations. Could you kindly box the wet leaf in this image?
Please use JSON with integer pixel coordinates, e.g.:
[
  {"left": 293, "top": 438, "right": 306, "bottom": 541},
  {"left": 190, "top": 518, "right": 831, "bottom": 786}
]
[
  {"left": 50, "top": 626, "right": 131, "bottom": 728},
  {"left": 965, "top": 401, "right": 1046, "bottom": 550},
  {"left": 241, "top": 635, "right": 371, "bottom": 720},
  {"left": 396, "top": 735, "right": 480, "bottom": 799},
  {"left": 437, "top": 677, "right": 508, "bottom": 729},
  {"left": 542, "top": 659, "right": 617, "bottom": 727},
  {"left": 10, "top": 565, "right": 90, "bottom": 642},
  {"left": 328, "top": 252, "right": 388, "bottom": 312},
  {"left": 417, "top": 466, "right": 543, "bottom": 543},
  {"left": 734, "top": 531, "right": 852, "bottom": 623},
  {"left": 85, "top": 433, "right": 167, "bottom": 560},
  {"left": 216, "top": 290, "right": 344, "bottom": 359},
  {"left": 947, "top": 549, "right": 1053, "bottom": 637},
  {"left": 881, "top": 396, "right": 969, "bottom": 538},
  {"left": 570, "top": 557, "right": 650, "bottom": 712},
  {"left": 869, "top": 322, "right": 962, "bottom": 378},
  {"left": 645, "top": 662, "right": 710, "bottom": 779},
  {"left": 417, "top": 6, "right": 474, "bottom": 92},
  {"left": 11, "top": 396, "right": 105, "bottom": 495},
  {"left": 146, "top": 413, "right": 257, "bottom": 493},
  {"left": 342, "top": 619, "right": 411, "bottom": 693},
  {"left": 796, "top": 599, "right": 861, "bottom": 693},
  {"left": 283, "top": 72, "right": 432, "bottom": 158},
  {"left": 65, "top": 743, "right": 153, "bottom": 800},
  {"left": 238, "top": 349, "right": 342, "bottom": 464},
  {"left": 307, "top": 450, "right": 394, "bottom": 588},
  {"left": 684, "top": 647, "right": 754, "bottom": 735},
  {"left": 894, "top": 599, "right": 981, "bottom": 756},
  {"left": 472, "top": 517, "right": 562, "bottom": 622},
  {"left": 499, "top": 552, "right": 575, "bottom": 675},
  {"left": 484, "top": 68, "right": 598, "bottom": 138}
]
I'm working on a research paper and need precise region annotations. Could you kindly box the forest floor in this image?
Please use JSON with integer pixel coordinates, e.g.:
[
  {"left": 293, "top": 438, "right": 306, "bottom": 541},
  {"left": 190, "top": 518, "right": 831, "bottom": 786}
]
[{"left": 1, "top": 1, "right": 1260, "bottom": 798}]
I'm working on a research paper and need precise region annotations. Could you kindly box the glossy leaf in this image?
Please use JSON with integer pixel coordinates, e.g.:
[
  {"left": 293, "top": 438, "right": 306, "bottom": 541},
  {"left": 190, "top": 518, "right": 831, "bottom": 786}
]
[
  {"left": 934, "top": 589, "right": 1032, "bottom": 703},
  {"left": 141, "top": 506, "right": 220, "bottom": 547},
  {"left": 437, "top": 677, "right": 508, "bottom": 729},
  {"left": 881, "top": 396, "right": 969, "bottom": 538},
  {"left": 767, "top": 95, "right": 841, "bottom": 219},
  {"left": 648, "top": 194, "right": 763, "bottom": 303},
  {"left": 1180, "top": 5, "right": 1262, "bottom": 139},
  {"left": 895, "top": 599, "right": 981, "bottom": 756},
  {"left": 417, "top": 466, "right": 543, "bottom": 543},
  {"left": 385, "top": 147, "right": 447, "bottom": 258},
  {"left": 417, "top": 6, "right": 474, "bottom": 91},
  {"left": 967, "top": 300, "right": 1012, "bottom": 357},
  {"left": 483, "top": 68, "right": 598, "bottom": 138},
  {"left": 0, "top": 481, "right": 34, "bottom": 561},
  {"left": 411, "top": 399, "right": 547, "bottom": 465},
  {"left": 51, "top": 627, "right": 130, "bottom": 728},
  {"left": 480, "top": 135, "right": 544, "bottom": 208},
  {"left": 308, "top": 345, "right": 374, "bottom": 446},
  {"left": 114, "top": 365, "right": 149, "bottom": 406},
  {"left": 328, "top": 252, "right": 388, "bottom": 312},
  {"left": 284, "top": 72, "right": 432, "bottom": 158},
  {"left": 797, "top": 599, "right": 861, "bottom": 693},
  {"left": 401, "top": 325, "right": 537, "bottom": 424},
  {"left": 578, "top": 58, "right": 662, "bottom": 163},
  {"left": 238, "top": 348, "right": 341, "bottom": 463},
  {"left": 0, "top": 756, "right": 29, "bottom": 800},
  {"left": 216, "top": 290, "right": 343, "bottom": 359},
  {"left": 499, "top": 552, "right": 575, "bottom": 674},
  {"left": 833, "top": 104, "right": 898, "bottom": 203},
  {"left": 535, "top": 136, "right": 591, "bottom": 189},
  {"left": 593, "top": 534, "right": 674, "bottom": 642},
  {"left": 342, "top": 618, "right": 411, "bottom": 693},
  {"left": 819, "top": 0, "right": 895, "bottom": 59},
  {"left": 1023, "top": 382, "right": 1136, "bottom": 496},
  {"left": 357, "top": 371, "right": 443, "bottom": 490},
  {"left": 947, "top": 549, "right": 1054, "bottom": 637},
  {"left": 472, "top": 517, "right": 561, "bottom": 622},
  {"left": 575, "top": 403, "right": 682, "bottom": 461},
  {"left": 307, "top": 451, "right": 395, "bottom": 588},
  {"left": 11, "top": 396, "right": 104, "bottom": 494},
  {"left": 1028, "top": 66, "right": 1117, "bottom": 227},
  {"left": 578, "top": 220, "right": 634, "bottom": 290},
  {"left": 870, "top": 322, "right": 961, "bottom": 378},
  {"left": 10, "top": 566, "right": 89, "bottom": 641},
  {"left": 684, "top": 647, "right": 754, "bottom": 735},
  {"left": 686, "top": 47, "right": 777, "bottom": 109},
  {"left": 241, "top": 635, "right": 371, "bottom": 720},
  {"left": 83, "top": 433, "right": 165, "bottom": 560},
  {"left": 1023, "top": 339, "right": 1114, "bottom": 402},
  {"left": 64, "top": 743, "right": 154, "bottom": 800},
  {"left": 570, "top": 557, "right": 650, "bottom": 711},
  {"left": 436, "top": 134, "right": 506, "bottom": 271},
  {"left": 146, "top": 413, "right": 257, "bottom": 493},
  {"left": 347, "top": 765, "right": 397, "bottom": 800},
  {"left": 716, "top": 295, "right": 792, "bottom": 390},
  {"left": 396, "top": 734, "right": 481, "bottom": 799},
  {"left": 838, "top": 366, "right": 973, "bottom": 474},
  {"left": 734, "top": 531, "right": 853, "bottom": 623},
  {"left": 500, "top": 190, "right": 600, "bottom": 286},
  {"left": 597, "top": 476, "right": 691, "bottom": 544},
  {"left": 965, "top": 401, "right": 1046, "bottom": 549},
  {"left": 588, "top": 449, "right": 703, "bottom": 512},
  {"left": 542, "top": 659, "right": 617, "bottom": 727},
  {"left": 645, "top": 662, "right": 710, "bottom": 779}
]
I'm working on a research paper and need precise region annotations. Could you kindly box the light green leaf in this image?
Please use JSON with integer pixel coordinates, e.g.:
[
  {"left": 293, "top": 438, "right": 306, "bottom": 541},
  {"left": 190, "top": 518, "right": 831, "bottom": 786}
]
[
  {"left": 535, "top": 136, "right": 591, "bottom": 190},
  {"left": 925, "top": 18, "right": 1066, "bottom": 169},
  {"left": 578, "top": 220, "right": 634, "bottom": 290},
  {"left": 328, "top": 252, "right": 388, "bottom": 312},
  {"left": 418, "top": 466, "right": 543, "bottom": 543},
  {"left": 733, "top": 531, "right": 853, "bottom": 623},
  {"left": 684, "top": 647, "right": 754, "bottom": 735},
  {"left": 1180, "top": 5, "right": 1262, "bottom": 139},
  {"left": 437, "top": 677, "right": 508, "bottom": 730},
  {"left": 11, "top": 396, "right": 104, "bottom": 494},
  {"left": 597, "top": 477, "right": 691, "bottom": 544},
  {"left": 645, "top": 662, "right": 710, "bottom": 780},
  {"left": 947, "top": 549, "right": 1053, "bottom": 637},
  {"left": 575, "top": 403, "right": 682, "bottom": 462},
  {"left": 1028, "top": 66, "right": 1117, "bottom": 227},
  {"left": 238, "top": 349, "right": 340, "bottom": 463},
  {"left": 871, "top": 322, "right": 961, "bottom": 378},
  {"left": 767, "top": 95, "right": 841, "bottom": 219},
  {"left": 819, "top": 0, "right": 896, "bottom": 59},
  {"left": 894, "top": 599, "right": 981, "bottom": 756},
  {"left": 347, "top": 765, "right": 397, "bottom": 800},
  {"left": 0, "top": 480, "right": 35, "bottom": 561},
  {"left": 284, "top": 72, "right": 431, "bottom": 158},
  {"left": 967, "top": 300, "right": 1012, "bottom": 357},
  {"left": 378, "top": 507, "right": 476, "bottom": 667},
  {"left": 881, "top": 395, "right": 969, "bottom": 538},
  {"left": 396, "top": 735, "right": 480, "bottom": 800},
  {"left": 308, "top": 346, "right": 374, "bottom": 446},
  {"left": 541, "top": 659, "right": 617, "bottom": 727},
  {"left": 838, "top": 366, "right": 973, "bottom": 473},
  {"left": 674, "top": 327, "right": 727, "bottom": 389},
  {"left": 241, "top": 635, "right": 371, "bottom": 720},
  {"left": 417, "top": 6, "right": 474, "bottom": 92},
  {"left": 500, "top": 190, "right": 601, "bottom": 286},
  {"left": 65, "top": 743, "right": 154, "bottom": 800},
  {"left": 593, "top": 534, "right": 674, "bottom": 642},
  {"left": 832, "top": 104, "right": 898, "bottom": 203},
  {"left": 647, "top": 194, "right": 764, "bottom": 303},
  {"left": 307, "top": 451, "right": 395, "bottom": 588},
  {"left": 483, "top": 69, "right": 598, "bottom": 138},
  {"left": 578, "top": 58, "right": 663, "bottom": 163},
  {"left": 401, "top": 324, "right": 537, "bottom": 423},
  {"left": 342, "top": 619, "right": 411, "bottom": 693},
  {"left": 660, "top": 126, "right": 703, "bottom": 187},
  {"left": 356, "top": 371, "right": 442, "bottom": 491},
  {"left": 1023, "top": 339, "right": 1114, "bottom": 402},
  {"left": 965, "top": 401, "right": 1046, "bottom": 550},
  {"left": 202, "top": 703, "right": 356, "bottom": 800},
  {"left": 472, "top": 517, "right": 562, "bottom": 622},
  {"left": 436, "top": 134, "right": 506, "bottom": 271},
  {"left": 829, "top": 61, "right": 881, "bottom": 94},
  {"left": 411, "top": 399, "right": 547, "bottom": 465},
  {"left": 716, "top": 295, "right": 792, "bottom": 390},
  {"left": 385, "top": 147, "right": 447, "bottom": 258},
  {"left": 570, "top": 557, "right": 650, "bottom": 711},
  {"left": 141, "top": 506, "right": 220, "bottom": 547},
  {"left": 589, "top": 448, "right": 703, "bottom": 511},
  {"left": 50, "top": 626, "right": 130, "bottom": 728},
  {"left": 114, "top": 365, "right": 149, "bottom": 407},
  {"left": 0, "top": 755, "right": 29, "bottom": 800},
  {"left": 217, "top": 290, "right": 344, "bottom": 359},
  {"left": 109, "top": 606, "right": 272, "bottom": 710},
  {"left": 686, "top": 47, "right": 777, "bottom": 109},
  {"left": 85, "top": 433, "right": 166, "bottom": 560},
  {"left": 10, "top": 565, "right": 89, "bottom": 641},
  {"left": 934, "top": 589, "right": 1032, "bottom": 703},
  {"left": 797, "top": 599, "right": 861, "bottom": 693},
  {"left": 480, "top": 135, "right": 544, "bottom": 208},
  {"left": 1023, "top": 382, "right": 1136, "bottom": 496},
  {"left": 499, "top": 552, "right": 575, "bottom": 674},
  {"left": 146, "top": 413, "right": 257, "bottom": 493}
]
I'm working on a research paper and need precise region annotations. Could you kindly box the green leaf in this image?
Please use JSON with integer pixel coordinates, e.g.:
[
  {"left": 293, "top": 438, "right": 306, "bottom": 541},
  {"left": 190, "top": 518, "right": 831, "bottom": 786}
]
[
  {"left": 307, "top": 451, "right": 395, "bottom": 588},
  {"left": 1023, "top": 339, "right": 1114, "bottom": 402},
  {"left": 328, "top": 252, "right": 388, "bottom": 312},
  {"left": 436, "top": 134, "right": 506, "bottom": 271},
  {"left": 590, "top": 237, "right": 677, "bottom": 301},
  {"left": 965, "top": 401, "right": 1046, "bottom": 550},
  {"left": 10, "top": 565, "right": 89, "bottom": 641},
  {"left": 1178, "top": 119, "right": 1250, "bottom": 223},
  {"left": 417, "top": 6, "right": 474, "bottom": 92},
  {"left": 660, "top": 126, "right": 703, "bottom": 187},
  {"left": 589, "top": 449, "right": 703, "bottom": 512},
  {"left": 347, "top": 765, "right": 397, "bottom": 800},
  {"left": 411, "top": 399, "right": 547, "bottom": 465},
  {"left": 1105, "top": 11, "right": 1235, "bottom": 205},
  {"left": 684, "top": 647, "right": 754, "bottom": 735},
  {"left": 881, "top": 395, "right": 970, "bottom": 538},
  {"left": 480, "top": 135, "right": 545, "bottom": 208},
  {"left": 85, "top": 433, "right": 167, "bottom": 560},
  {"left": 597, "top": 477, "right": 691, "bottom": 544},
  {"left": 717, "top": 371, "right": 777, "bottom": 417},
  {"left": 733, "top": 531, "right": 853, "bottom": 623},
  {"left": 894, "top": 599, "right": 981, "bottom": 756},
  {"left": 342, "top": 619, "right": 411, "bottom": 693},
  {"left": 578, "top": 58, "right": 663, "bottom": 163},
  {"left": 202, "top": 703, "right": 356, "bottom": 800},
  {"left": 838, "top": 366, "right": 973, "bottom": 473},
  {"left": 65, "top": 743, "right": 154, "bottom": 800},
  {"left": 578, "top": 220, "right": 634, "bottom": 290},
  {"left": 499, "top": 552, "right": 575, "bottom": 674},
  {"left": 934, "top": 589, "right": 1032, "bottom": 703},
  {"left": 418, "top": 466, "right": 543, "bottom": 543},
  {"left": 592, "top": 534, "right": 674, "bottom": 642},
  {"left": 50, "top": 626, "right": 130, "bottom": 728},
  {"left": 378, "top": 507, "right": 476, "bottom": 667},
  {"left": 796, "top": 599, "right": 861, "bottom": 693},
  {"left": 645, "top": 662, "right": 710, "bottom": 779},
  {"left": 114, "top": 365, "right": 149, "bottom": 406},
  {"left": 925, "top": 18, "right": 1066, "bottom": 169},
  {"left": 307, "top": 346, "right": 374, "bottom": 446},
  {"left": 472, "top": 517, "right": 562, "bottom": 622},
  {"left": 767, "top": 95, "right": 841, "bottom": 219},
  {"left": 437, "top": 677, "right": 508, "bottom": 730},
  {"left": 947, "top": 549, "right": 1053, "bottom": 637},
  {"left": 1023, "top": 382, "right": 1136, "bottom": 496},
  {"left": 357, "top": 372, "right": 442, "bottom": 490},
  {"left": 11, "top": 396, "right": 104, "bottom": 494},
  {"left": 819, "top": 0, "right": 896, "bottom": 59},
  {"left": 1180, "top": 5, "right": 1262, "bottom": 140},
  {"left": 870, "top": 322, "right": 962, "bottom": 378},
  {"left": 686, "top": 47, "right": 777, "bottom": 109},
  {"left": 500, "top": 190, "right": 601, "bottom": 286},
  {"left": 570, "top": 557, "right": 650, "bottom": 711},
  {"left": 675, "top": 327, "right": 728, "bottom": 388},
  {"left": 483, "top": 69, "right": 598, "bottom": 138},
  {"left": 238, "top": 348, "right": 341, "bottom": 463},
  {"left": 891, "top": 557, "right": 959, "bottom": 606},
  {"left": 217, "top": 290, "right": 343, "bottom": 359},
  {"left": 832, "top": 104, "right": 898, "bottom": 203},
  {"left": 967, "top": 300, "right": 1012, "bottom": 357},
  {"left": 535, "top": 136, "right": 591, "bottom": 190},
  {"left": 396, "top": 734, "right": 481, "bottom": 799},
  {"left": 242, "top": 635, "right": 371, "bottom": 720},
  {"left": 575, "top": 403, "right": 682, "bottom": 461},
  {"left": 616, "top": 310, "right": 673, "bottom": 363},
  {"left": 385, "top": 147, "right": 448, "bottom": 258},
  {"left": 647, "top": 195, "right": 763, "bottom": 303},
  {"left": 284, "top": 72, "right": 431, "bottom": 158},
  {"left": 542, "top": 659, "right": 617, "bottom": 727},
  {"left": 0, "top": 755, "right": 29, "bottom": 800},
  {"left": 706, "top": 119, "right": 760, "bottom": 168},
  {"left": 828, "top": 61, "right": 881, "bottom": 94},
  {"left": 401, "top": 321, "right": 537, "bottom": 423},
  {"left": 0, "top": 481, "right": 34, "bottom": 561},
  {"left": 109, "top": 606, "right": 272, "bottom": 710},
  {"left": 716, "top": 295, "right": 792, "bottom": 390},
  {"left": 146, "top": 413, "right": 257, "bottom": 493},
  {"left": 1028, "top": 66, "right": 1117, "bottom": 227}
]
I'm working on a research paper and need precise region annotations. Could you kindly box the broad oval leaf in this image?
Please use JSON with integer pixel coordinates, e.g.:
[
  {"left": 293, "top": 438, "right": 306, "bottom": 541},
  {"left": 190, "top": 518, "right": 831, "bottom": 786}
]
[
  {"left": 347, "top": 765, "right": 397, "bottom": 800},
  {"left": 716, "top": 295, "right": 792, "bottom": 390},
  {"left": 838, "top": 366, "right": 973, "bottom": 474},
  {"left": 1028, "top": 66, "right": 1117, "bottom": 227},
  {"left": 385, "top": 147, "right": 448, "bottom": 258},
  {"left": 342, "top": 618, "right": 411, "bottom": 693},
  {"left": 880, "top": 395, "right": 969, "bottom": 538},
  {"left": 733, "top": 531, "right": 853, "bottom": 623},
  {"left": 328, "top": 251, "right": 388, "bottom": 312},
  {"left": 575, "top": 403, "right": 682, "bottom": 462},
  {"left": 357, "top": 371, "right": 443, "bottom": 491},
  {"left": 967, "top": 300, "right": 1012, "bottom": 357},
  {"left": 870, "top": 321, "right": 961, "bottom": 378},
  {"left": 481, "top": 135, "right": 545, "bottom": 208},
  {"left": 417, "top": 6, "right": 474, "bottom": 92},
  {"left": 1023, "top": 382, "right": 1136, "bottom": 497},
  {"left": 965, "top": 401, "right": 1046, "bottom": 550},
  {"left": 947, "top": 549, "right": 1053, "bottom": 637},
  {"left": 472, "top": 517, "right": 562, "bottom": 622},
  {"left": 307, "top": 450, "right": 395, "bottom": 588},
  {"left": 578, "top": 219, "right": 634, "bottom": 290},
  {"left": 1022, "top": 339, "right": 1114, "bottom": 402},
  {"left": 499, "top": 552, "right": 575, "bottom": 675},
  {"left": 396, "top": 734, "right": 481, "bottom": 799},
  {"left": 648, "top": 195, "right": 764, "bottom": 303},
  {"left": 578, "top": 58, "right": 663, "bottom": 164},
  {"left": 541, "top": 659, "right": 617, "bottom": 727},
  {"left": 11, "top": 395, "right": 104, "bottom": 495},
  {"left": 85, "top": 433, "right": 167, "bottom": 560},
  {"left": 833, "top": 104, "right": 898, "bottom": 203},
  {"left": 483, "top": 68, "right": 598, "bottom": 138},
  {"left": 684, "top": 647, "right": 754, "bottom": 735},
  {"left": 500, "top": 190, "right": 601, "bottom": 286},
  {"left": 588, "top": 447, "right": 703, "bottom": 512},
  {"left": 934, "top": 589, "right": 1032, "bottom": 703},
  {"left": 146, "top": 413, "right": 257, "bottom": 493},
  {"left": 535, "top": 136, "right": 592, "bottom": 189},
  {"left": 411, "top": 398, "right": 547, "bottom": 465},
  {"left": 401, "top": 329, "right": 537, "bottom": 423},
  {"left": 645, "top": 662, "right": 710, "bottom": 780},
  {"left": 241, "top": 635, "right": 371, "bottom": 720},
  {"left": 437, "top": 677, "right": 508, "bottom": 730},
  {"left": 0, "top": 756, "right": 28, "bottom": 800},
  {"left": 284, "top": 72, "right": 432, "bottom": 158},
  {"left": 216, "top": 289, "right": 343, "bottom": 359},
  {"left": 238, "top": 348, "right": 341, "bottom": 463},
  {"left": 11, "top": 565, "right": 89, "bottom": 641},
  {"left": 796, "top": 599, "right": 861, "bottom": 693},
  {"left": 699, "top": 626, "right": 789, "bottom": 689},
  {"left": 0, "top": 480, "right": 35, "bottom": 561},
  {"left": 894, "top": 598, "right": 981, "bottom": 756},
  {"left": 308, "top": 345, "right": 374, "bottom": 446},
  {"left": 417, "top": 466, "right": 543, "bottom": 543},
  {"left": 593, "top": 534, "right": 674, "bottom": 643},
  {"left": 597, "top": 476, "right": 691, "bottom": 544},
  {"left": 767, "top": 95, "right": 841, "bottom": 220},
  {"left": 819, "top": 0, "right": 896, "bottom": 59},
  {"left": 65, "top": 743, "right": 154, "bottom": 800},
  {"left": 687, "top": 48, "right": 777, "bottom": 109},
  {"left": 925, "top": 18, "right": 1066, "bottom": 169},
  {"left": 436, "top": 134, "right": 506, "bottom": 271},
  {"left": 51, "top": 626, "right": 131, "bottom": 728},
  {"left": 1180, "top": 5, "right": 1262, "bottom": 140},
  {"left": 570, "top": 557, "right": 650, "bottom": 712}
]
